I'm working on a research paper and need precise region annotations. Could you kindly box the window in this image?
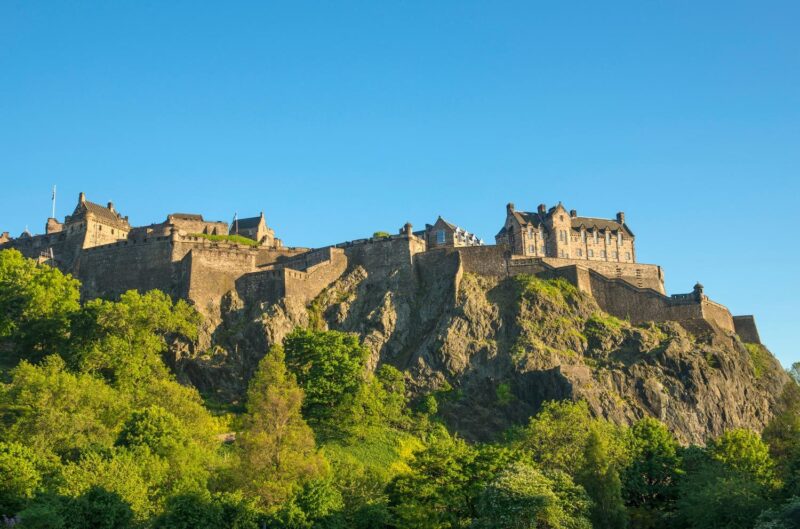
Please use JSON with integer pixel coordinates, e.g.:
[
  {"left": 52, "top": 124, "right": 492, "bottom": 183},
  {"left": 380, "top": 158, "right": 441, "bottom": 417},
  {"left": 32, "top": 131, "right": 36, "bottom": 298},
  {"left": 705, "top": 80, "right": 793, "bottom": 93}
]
[
  {"left": 576, "top": 249, "right": 583, "bottom": 257},
  {"left": 582, "top": 231, "right": 587, "bottom": 243},
  {"left": 625, "top": 252, "right": 631, "bottom": 260},
  {"left": 601, "top": 250, "right": 607, "bottom": 258},
  {"left": 528, "top": 228, "right": 534, "bottom": 239},
  {"left": 617, "top": 233, "right": 622, "bottom": 245},
  {"left": 436, "top": 230, "right": 446, "bottom": 244},
  {"left": 612, "top": 251, "right": 618, "bottom": 259},
  {"left": 594, "top": 231, "right": 598, "bottom": 243},
  {"left": 529, "top": 245, "right": 535, "bottom": 254},
  {"left": 559, "top": 230, "right": 566, "bottom": 242},
  {"left": 588, "top": 249, "right": 594, "bottom": 257},
  {"left": 541, "top": 245, "right": 546, "bottom": 254},
  {"left": 605, "top": 232, "right": 610, "bottom": 245}
]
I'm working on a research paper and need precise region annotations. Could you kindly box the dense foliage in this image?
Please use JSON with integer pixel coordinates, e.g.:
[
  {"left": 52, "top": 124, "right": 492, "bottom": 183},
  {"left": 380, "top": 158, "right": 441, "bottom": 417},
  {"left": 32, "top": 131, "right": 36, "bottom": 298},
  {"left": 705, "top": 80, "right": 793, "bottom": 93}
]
[{"left": 1, "top": 249, "right": 798, "bottom": 528}]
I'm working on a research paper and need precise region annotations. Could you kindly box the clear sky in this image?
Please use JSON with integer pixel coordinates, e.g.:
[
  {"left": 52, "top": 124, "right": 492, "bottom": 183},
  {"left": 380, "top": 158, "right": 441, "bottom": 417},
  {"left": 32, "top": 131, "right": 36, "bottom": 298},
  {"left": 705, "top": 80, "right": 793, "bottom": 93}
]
[{"left": 1, "top": 2, "right": 798, "bottom": 366}]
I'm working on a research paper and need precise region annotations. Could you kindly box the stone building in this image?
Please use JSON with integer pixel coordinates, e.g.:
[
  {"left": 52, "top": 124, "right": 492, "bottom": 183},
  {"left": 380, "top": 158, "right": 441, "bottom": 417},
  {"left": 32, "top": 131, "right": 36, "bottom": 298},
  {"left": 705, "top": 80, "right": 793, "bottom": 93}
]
[
  {"left": 231, "top": 212, "right": 280, "bottom": 247},
  {"left": 496, "top": 202, "right": 635, "bottom": 263},
  {"left": 64, "top": 192, "right": 131, "bottom": 249},
  {"left": 421, "top": 216, "right": 483, "bottom": 250}
]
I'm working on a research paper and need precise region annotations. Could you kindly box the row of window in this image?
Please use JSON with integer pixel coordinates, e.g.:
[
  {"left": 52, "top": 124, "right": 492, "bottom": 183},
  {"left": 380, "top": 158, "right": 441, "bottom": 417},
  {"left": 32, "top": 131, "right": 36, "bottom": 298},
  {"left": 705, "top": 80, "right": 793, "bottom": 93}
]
[
  {"left": 528, "top": 245, "right": 632, "bottom": 261},
  {"left": 526, "top": 229, "right": 626, "bottom": 246}
]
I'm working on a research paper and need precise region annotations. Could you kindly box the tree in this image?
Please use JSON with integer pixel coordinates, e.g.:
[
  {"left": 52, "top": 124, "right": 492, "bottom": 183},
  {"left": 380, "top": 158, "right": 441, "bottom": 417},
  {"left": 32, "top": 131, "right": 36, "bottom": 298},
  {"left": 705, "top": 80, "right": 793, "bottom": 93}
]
[
  {"left": 676, "top": 457, "right": 770, "bottom": 529},
  {"left": 63, "top": 486, "right": 134, "bottom": 529},
  {"left": 708, "top": 429, "right": 777, "bottom": 487},
  {"left": 236, "top": 345, "right": 326, "bottom": 509},
  {"left": 0, "top": 442, "right": 43, "bottom": 516},
  {"left": 387, "top": 429, "right": 517, "bottom": 529},
  {"left": 579, "top": 430, "right": 627, "bottom": 529},
  {"left": 622, "top": 418, "right": 681, "bottom": 528},
  {"left": 283, "top": 329, "right": 369, "bottom": 430},
  {"left": 754, "top": 497, "right": 800, "bottom": 529},
  {"left": 475, "top": 462, "right": 592, "bottom": 529},
  {"left": 523, "top": 400, "right": 627, "bottom": 475},
  {"left": 69, "top": 290, "right": 200, "bottom": 389},
  {"left": 763, "top": 382, "right": 800, "bottom": 496},
  {"left": 0, "top": 249, "right": 80, "bottom": 360},
  {"left": 0, "top": 356, "right": 129, "bottom": 457}
]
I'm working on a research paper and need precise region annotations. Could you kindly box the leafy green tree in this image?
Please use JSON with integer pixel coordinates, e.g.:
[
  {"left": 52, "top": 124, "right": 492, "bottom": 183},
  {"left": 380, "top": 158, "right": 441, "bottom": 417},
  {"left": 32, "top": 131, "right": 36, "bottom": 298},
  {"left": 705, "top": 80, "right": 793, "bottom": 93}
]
[
  {"left": 579, "top": 430, "right": 627, "bottom": 529},
  {"left": 116, "top": 405, "right": 211, "bottom": 493},
  {"left": 763, "top": 382, "right": 800, "bottom": 496},
  {"left": 622, "top": 417, "right": 681, "bottom": 528},
  {"left": 676, "top": 456, "right": 771, "bottom": 529},
  {"left": 523, "top": 400, "right": 627, "bottom": 475},
  {"left": 0, "top": 249, "right": 80, "bottom": 360},
  {"left": 708, "top": 428, "right": 777, "bottom": 487},
  {"left": 69, "top": 290, "right": 200, "bottom": 389},
  {"left": 754, "top": 496, "right": 800, "bottom": 529},
  {"left": 387, "top": 428, "right": 515, "bottom": 529},
  {"left": 57, "top": 447, "right": 166, "bottom": 522},
  {"left": 157, "top": 491, "right": 222, "bottom": 529},
  {"left": 283, "top": 329, "right": 369, "bottom": 430},
  {"left": 236, "top": 345, "right": 326, "bottom": 509},
  {"left": 475, "top": 462, "right": 592, "bottom": 529},
  {"left": 63, "top": 486, "right": 134, "bottom": 529},
  {"left": 0, "top": 356, "right": 129, "bottom": 457},
  {"left": 0, "top": 442, "right": 44, "bottom": 516}
]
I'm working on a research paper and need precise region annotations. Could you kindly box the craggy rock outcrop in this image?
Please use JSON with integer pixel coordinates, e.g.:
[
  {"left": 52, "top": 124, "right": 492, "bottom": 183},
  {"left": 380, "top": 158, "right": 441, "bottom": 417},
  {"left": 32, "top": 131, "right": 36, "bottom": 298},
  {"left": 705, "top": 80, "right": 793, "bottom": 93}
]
[{"left": 184, "top": 249, "right": 790, "bottom": 445}]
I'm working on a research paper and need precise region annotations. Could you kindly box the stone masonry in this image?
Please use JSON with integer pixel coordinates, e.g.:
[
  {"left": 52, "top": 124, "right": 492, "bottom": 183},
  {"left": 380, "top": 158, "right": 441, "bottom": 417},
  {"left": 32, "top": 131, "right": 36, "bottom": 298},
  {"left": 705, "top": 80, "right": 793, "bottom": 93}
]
[{"left": 0, "top": 192, "right": 762, "bottom": 345}]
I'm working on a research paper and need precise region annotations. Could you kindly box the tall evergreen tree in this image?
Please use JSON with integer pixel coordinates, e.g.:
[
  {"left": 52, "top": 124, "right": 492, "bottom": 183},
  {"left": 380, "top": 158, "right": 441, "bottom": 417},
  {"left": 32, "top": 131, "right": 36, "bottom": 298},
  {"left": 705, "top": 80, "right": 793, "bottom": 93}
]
[{"left": 236, "top": 345, "right": 326, "bottom": 509}]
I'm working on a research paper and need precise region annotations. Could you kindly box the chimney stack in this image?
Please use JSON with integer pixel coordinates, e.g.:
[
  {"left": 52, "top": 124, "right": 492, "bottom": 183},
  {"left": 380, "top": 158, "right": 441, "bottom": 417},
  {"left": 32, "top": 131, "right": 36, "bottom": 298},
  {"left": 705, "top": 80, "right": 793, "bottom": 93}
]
[
  {"left": 506, "top": 202, "right": 515, "bottom": 214},
  {"left": 78, "top": 192, "right": 86, "bottom": 204},
  {"left": 537, "top": 203, "right": 547, "bottom": 215},
  {"left": 616, "top": 212, "right": 625, "bottom": 224},
  {"left": 107, "top": 202, "right": 114, "bottom": 212},
  {"left": 570, "top": 209, "right": 577, "bottom": 218}
]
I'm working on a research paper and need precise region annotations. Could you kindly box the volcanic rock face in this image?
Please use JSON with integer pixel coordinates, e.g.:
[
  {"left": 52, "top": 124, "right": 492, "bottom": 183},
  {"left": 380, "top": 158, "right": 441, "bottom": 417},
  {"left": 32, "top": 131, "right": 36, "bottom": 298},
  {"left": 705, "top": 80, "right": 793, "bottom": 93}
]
[{"left": 184, "top": 249, "right": 789, "bottom": 445}]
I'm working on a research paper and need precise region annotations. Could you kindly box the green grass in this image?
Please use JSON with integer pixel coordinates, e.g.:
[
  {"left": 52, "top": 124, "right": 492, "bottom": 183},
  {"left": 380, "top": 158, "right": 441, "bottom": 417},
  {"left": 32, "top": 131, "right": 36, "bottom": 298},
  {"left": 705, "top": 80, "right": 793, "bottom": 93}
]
[
  {"left": 190, "top": 232, "right": 259, "bottom": 247},
  {"left": 745, "top": 343, "right": 770, "bottom": 378}
]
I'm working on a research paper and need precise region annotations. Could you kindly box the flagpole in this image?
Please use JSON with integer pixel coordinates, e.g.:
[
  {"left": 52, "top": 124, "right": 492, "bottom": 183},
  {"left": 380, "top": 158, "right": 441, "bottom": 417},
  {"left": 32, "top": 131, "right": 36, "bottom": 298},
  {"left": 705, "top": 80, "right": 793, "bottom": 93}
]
[{"left": 51, "top": 185, "right": 56, "bottom": 219}]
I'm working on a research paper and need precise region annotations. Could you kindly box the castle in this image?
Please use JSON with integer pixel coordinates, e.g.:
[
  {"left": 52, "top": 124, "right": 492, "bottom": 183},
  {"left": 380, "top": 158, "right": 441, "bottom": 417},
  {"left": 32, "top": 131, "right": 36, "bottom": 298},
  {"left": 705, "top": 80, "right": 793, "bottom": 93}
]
[{"left": 0, "top": 192, "right": 762, "bottom": 345}]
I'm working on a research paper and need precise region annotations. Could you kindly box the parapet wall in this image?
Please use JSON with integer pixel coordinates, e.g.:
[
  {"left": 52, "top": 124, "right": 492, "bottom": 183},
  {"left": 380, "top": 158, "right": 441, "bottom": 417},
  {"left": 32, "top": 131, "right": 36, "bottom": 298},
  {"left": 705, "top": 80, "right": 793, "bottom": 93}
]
[{"left": 76, "top": 236, "right": 177, "bottom": 299}]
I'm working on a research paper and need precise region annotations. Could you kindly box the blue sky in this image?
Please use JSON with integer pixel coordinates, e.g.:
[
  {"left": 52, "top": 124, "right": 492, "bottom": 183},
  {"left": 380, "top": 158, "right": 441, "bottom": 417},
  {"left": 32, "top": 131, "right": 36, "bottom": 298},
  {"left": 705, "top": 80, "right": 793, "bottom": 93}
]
[{"left": 1, "top": 1, "right": 798, "bottom": 366}]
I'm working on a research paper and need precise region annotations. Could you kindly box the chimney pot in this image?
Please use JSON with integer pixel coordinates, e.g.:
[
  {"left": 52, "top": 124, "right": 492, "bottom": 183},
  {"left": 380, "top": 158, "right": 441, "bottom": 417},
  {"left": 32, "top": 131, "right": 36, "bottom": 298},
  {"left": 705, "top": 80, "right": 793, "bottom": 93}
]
[
  {"left": 107, "top": 202, "right": 114, "bottom": 212},
  {"left": 506, "top": 202, "right": 515, "bottom": 214},
  {"left": 570, "top": 209, "right": 577, "bottom": 218},
  {"left": 616, "top": 211, "right": 625, "bottom": 224},
  {"left": 79, "top": 192, "right": 86, "bottom": 204},
  {"left": 537, "top": 203, "right": 546, "bottom": 214}
]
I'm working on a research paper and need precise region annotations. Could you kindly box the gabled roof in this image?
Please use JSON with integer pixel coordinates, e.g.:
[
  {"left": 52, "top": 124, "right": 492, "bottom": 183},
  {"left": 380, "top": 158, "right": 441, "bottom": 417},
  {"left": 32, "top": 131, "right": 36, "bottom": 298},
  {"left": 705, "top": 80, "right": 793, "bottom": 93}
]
[
  {"left": 235, "top": 216, "right": 263, "bottom": 230},
  {"left": 80, "top": 201, "right": 126, "bottom": 225}
]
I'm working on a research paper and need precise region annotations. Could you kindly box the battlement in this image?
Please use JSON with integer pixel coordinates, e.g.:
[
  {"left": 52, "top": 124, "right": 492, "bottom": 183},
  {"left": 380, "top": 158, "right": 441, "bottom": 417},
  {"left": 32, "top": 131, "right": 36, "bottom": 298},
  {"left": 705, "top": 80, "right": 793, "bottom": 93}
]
[{"left": 0, "top": 194, "right": 762, "bottom": 345}]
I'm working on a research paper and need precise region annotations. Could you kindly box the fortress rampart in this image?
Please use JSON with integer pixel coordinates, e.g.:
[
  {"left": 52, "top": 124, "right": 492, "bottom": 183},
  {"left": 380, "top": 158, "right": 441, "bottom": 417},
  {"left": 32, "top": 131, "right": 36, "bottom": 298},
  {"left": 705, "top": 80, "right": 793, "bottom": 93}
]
[{"left": 0, "top": 194, "right": 762, "bottom": 345}]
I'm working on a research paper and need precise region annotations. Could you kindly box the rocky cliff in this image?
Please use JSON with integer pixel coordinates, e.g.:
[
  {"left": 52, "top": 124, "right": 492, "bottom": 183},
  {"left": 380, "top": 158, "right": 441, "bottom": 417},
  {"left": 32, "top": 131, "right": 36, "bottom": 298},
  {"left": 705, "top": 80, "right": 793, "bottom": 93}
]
[{"left": 174, "top": 246, "right": 789, "bottom": 445}]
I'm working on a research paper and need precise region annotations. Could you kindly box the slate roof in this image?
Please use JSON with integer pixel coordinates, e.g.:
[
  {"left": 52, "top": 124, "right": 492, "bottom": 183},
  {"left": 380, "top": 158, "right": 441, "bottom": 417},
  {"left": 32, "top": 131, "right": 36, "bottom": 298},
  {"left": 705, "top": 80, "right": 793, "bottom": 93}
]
[
  {"left": 235, "top": 216, "right": 262, "bottom": 230},
  {"left": 81, "top": 201, "right": 126, "bottom": 225},
  {"left": 508, "top": 210, "right": 633, "bottom": 237},
  {"left": 570, "top": 216, "right": 633, "bottom": 236}
]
